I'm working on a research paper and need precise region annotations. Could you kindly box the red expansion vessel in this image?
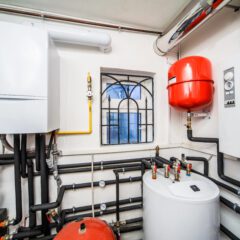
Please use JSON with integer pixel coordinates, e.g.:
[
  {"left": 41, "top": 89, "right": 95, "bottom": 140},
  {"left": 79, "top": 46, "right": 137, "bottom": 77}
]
[
  {"left": 168, "top": 56, "right": 214, "bottom": 111},
  {"left": 54, "top": 218, "right": 116, "bottom": 240}
]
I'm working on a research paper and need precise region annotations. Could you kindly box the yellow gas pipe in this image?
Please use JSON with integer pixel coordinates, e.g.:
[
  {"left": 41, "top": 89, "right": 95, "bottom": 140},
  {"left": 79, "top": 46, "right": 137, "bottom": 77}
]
[{"left": 57, "top": 73, "right": 93, "bottom": 135}]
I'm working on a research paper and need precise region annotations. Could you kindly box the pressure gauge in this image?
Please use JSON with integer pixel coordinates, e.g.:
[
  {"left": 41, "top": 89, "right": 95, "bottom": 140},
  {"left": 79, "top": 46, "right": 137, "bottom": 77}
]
[
  {"left": 99, "top": 180, "right": 106, "bottom": 188},
  {"left": 224, "top": 71, "right": 234, "bottom": 81},
  {"left": 100, "top": 203, "right": 107, "bottom": 211},
  {"left": 224, "top": 80, "right": 234, "bottom": 91}
]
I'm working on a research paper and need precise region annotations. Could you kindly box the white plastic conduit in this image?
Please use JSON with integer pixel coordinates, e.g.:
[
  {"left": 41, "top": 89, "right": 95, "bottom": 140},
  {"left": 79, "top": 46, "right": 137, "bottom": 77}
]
[{"left": 49, "top": 28, "right": 112, "bottom": 52}]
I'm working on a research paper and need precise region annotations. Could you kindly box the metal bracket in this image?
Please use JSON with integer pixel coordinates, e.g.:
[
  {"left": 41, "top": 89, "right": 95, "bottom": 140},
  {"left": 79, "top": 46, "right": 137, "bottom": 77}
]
[{"left": 190, "top": 112, "right": 211, "bottom": 119}]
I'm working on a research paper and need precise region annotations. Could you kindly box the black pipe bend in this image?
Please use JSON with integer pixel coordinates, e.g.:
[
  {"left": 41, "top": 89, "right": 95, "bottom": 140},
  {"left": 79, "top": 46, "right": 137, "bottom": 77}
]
[
  {"left": 186, "top": 156, "right": 209, "bottom": 176},
  {"left": 187, "top": 129, "right": 240, "bottom": 187}
]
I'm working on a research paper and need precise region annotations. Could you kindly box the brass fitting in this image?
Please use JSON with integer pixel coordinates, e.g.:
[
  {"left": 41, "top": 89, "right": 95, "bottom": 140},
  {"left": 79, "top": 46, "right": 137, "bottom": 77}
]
[
  {"left": 0, "top": 235, "right": 12, "bottom": 240},
  {"left": 0, "top": 220, "right": 9, "bottom": 228},
  {"left": 164, "top": 164, "right": 170, "bottom": 178},
  {"left": 186, "top": 163, "right": 192, "bottom": 176},
  {"left": 173, "top": 162, "right": 181, "bottom": 182},
  {"left": 152, "top": 162, "right": 157, "bottom": 180},
  {"left": 155, "top": 145, "right": 160, "bottom": 157},
  {"left": 186, "top": 112, "right": 192, "bottom": 130},
  {"left": 87, "top": 72, "right": 93, "bottom": 100}
]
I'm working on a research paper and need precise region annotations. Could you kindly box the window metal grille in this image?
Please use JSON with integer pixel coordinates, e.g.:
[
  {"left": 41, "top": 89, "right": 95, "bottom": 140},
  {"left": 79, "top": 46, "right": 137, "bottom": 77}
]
[{"left": 101, "top": 72, "right": 154, "bottom": 145}]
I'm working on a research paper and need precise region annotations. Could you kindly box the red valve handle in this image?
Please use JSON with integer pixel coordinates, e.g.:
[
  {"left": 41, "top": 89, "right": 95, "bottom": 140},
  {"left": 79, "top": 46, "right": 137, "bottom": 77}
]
[{"left": 177, "top": 164, "right": 181, "bottom": 173}]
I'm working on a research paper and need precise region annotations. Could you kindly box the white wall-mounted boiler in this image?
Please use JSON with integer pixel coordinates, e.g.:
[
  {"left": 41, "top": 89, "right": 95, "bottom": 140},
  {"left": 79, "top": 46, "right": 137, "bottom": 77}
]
[{"left": 0, "top": 21, "right": 60, "bottom": 134}]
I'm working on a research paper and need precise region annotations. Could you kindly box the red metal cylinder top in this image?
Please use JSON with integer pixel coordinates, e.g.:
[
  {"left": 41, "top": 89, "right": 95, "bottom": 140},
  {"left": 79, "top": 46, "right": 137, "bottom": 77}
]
[
  {"left": 167, "top": 56, "right": 214, "bottom": 111},
  {"left": 54, "top": 218, "right": 116, "bottom": 240}
]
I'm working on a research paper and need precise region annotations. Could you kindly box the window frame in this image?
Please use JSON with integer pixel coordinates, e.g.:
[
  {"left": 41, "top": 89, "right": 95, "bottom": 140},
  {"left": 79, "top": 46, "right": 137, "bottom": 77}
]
[{"left": 100, "top": 72, "right": 154, "bottom": 145}]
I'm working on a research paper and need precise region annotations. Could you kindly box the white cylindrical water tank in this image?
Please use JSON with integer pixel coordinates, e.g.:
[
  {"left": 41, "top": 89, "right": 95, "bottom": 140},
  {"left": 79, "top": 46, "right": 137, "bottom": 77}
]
[{"left": 143, "top": 170, "right": 220, "bottom": 240}]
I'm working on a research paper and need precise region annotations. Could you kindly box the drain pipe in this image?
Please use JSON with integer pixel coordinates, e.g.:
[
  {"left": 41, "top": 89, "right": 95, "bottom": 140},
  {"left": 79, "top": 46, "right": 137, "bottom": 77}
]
[{"left": 154, "top": 0, "right": 231, "bottom": 55}]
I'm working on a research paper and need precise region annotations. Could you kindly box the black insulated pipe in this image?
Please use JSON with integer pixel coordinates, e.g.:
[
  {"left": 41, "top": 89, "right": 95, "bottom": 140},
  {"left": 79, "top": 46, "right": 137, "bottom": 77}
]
[
  {"left": 31, "top": 176, "right": 142, "bottom": 212},
  {"left": 12, "top": 229, "right": 42, "bottom": 240},
  {"left": 40, "top": 134, "right": 50, "bottom": 235},
  {"left": 220, "top": 196, "right": 240, "bottom": 214},
  {"left": 220, "top": 224, "right": 240, "bottom": 240},
  {"left": 65, "top": 204, "right": 143, "bottom": 223},
  {"left": 62, "top": 196, "right": 142, "bottom": 216},
  {"left": 0, "top": 154, "right": 15, "bottom": 160},
  {"left": 21, "top": 134, "right": 27, "bottom": 178},
  {"left": 113, "top": 166, "right": 142, "bottom": 222},
  {"left": 13, "top": 134, "right": 23, "bottom": 225},
  {"left": 185, "top": 156, "right": 209, "bottom": 176},
  {"left": 0, "top": 159, "right": 14, "bottom": 165},
  {"left": 187, "top": 129, "right": 240, "bottom": 187},
  {"left": 46, "top": 162, "right": 142, "bottom": 176},
  {"left": 27, "top": 159, "right": 36, "bottom": 228},
  {"left": 58, "top": 158, "right": 149, "bottom": 170},
  {"left": 46, "top": 131, "right": 55, "bottom": 159},
  {"left": 35, "top": 134, "right": 41, "bottom": 172},
  {"left": 60, "top": 197, "right": 142, "bottom": 229},
  {"left": 119, "top": 224, "right": 142, "bottom": 233}
]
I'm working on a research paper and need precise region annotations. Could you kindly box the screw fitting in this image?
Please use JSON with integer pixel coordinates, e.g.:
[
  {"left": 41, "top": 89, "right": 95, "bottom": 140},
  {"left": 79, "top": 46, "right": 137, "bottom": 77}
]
[{"left": 155, "top": 145, "right": 160, "bottom": 157}]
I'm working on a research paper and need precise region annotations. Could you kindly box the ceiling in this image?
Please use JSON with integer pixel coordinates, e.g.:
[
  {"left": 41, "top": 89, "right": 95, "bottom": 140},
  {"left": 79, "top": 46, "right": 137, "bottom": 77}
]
[{"left": 0, "top": 0, "right": 192, "bottom": 32}]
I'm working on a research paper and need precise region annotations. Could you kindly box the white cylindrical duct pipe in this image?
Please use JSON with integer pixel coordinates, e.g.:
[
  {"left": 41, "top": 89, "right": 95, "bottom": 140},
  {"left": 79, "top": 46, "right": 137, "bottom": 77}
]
[
  {"left": 49, "top": 28, "right": 112, "bottom": 52},
  {"left": 154, "top": 0, "right": 231, "bottom": 55}
]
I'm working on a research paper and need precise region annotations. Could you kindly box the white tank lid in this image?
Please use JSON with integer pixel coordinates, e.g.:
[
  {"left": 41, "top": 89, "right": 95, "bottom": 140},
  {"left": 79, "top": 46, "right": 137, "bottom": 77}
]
[{"left": 143, "top": 170, "right": 219, "bottom": 203}]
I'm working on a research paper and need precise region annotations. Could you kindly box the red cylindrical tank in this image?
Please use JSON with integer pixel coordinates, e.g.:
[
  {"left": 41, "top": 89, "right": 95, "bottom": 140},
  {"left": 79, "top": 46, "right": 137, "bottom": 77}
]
[
  {"left": 54, "top": 218, "right": 116, "bottom": 240},
  {"left": 167, "top": 56, "right": 214, "bottom": 111}
]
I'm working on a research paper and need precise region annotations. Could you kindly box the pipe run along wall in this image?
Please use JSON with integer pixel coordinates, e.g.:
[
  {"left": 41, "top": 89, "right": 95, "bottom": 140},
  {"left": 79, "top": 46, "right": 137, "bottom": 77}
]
[
  {"left": 48, "top": 27, "right": 112, "bottom": 52},
  {"left": 154, "top": 0, "right": 231, "bottom": 55}
]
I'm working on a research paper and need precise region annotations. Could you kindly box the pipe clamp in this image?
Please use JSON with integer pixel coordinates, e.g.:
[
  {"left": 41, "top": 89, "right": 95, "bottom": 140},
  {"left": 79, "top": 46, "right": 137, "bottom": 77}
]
[
  {"left": 233, "top": 203, "right": 238, "bottom": 212},
  {"left": 238, "top": 188, "right": 240, "bottom": 196}
]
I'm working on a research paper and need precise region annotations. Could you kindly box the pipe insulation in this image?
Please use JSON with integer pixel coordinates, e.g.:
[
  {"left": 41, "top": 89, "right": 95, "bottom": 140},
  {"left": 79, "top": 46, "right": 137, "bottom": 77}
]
[{"left": 154, "top": 0, "right": 231, "bottom": 55}]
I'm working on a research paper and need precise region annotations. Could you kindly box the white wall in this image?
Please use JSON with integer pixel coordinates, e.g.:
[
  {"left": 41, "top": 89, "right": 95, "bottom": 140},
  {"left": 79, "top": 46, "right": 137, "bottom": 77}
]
[{"left": 172, "top": 8, "right": 240, "bottom": 239}]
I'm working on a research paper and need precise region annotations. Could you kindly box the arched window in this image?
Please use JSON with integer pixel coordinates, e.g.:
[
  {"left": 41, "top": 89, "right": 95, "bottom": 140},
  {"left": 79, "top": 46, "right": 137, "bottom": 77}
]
[{"left": 101, "top": 69, "right": 154, "bottom": 145}]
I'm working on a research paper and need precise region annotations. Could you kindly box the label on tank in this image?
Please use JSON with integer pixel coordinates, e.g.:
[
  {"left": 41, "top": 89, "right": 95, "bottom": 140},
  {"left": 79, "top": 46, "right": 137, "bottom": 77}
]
[{"left": 190, "top": 185, "right": 200, "bottom": 192}]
